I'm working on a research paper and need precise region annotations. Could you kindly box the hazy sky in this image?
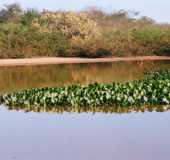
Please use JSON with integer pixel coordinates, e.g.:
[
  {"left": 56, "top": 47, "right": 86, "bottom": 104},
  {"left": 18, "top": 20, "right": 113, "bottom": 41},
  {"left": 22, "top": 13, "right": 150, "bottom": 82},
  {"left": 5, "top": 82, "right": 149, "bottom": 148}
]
[{"left": 0, "top": 0, "right": 169, "bottom": 23}]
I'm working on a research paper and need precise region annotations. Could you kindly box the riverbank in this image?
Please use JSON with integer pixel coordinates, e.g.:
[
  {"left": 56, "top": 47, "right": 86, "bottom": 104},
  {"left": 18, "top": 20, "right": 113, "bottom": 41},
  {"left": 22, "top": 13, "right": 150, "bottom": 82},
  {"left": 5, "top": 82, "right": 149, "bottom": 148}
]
[{"left": 0, "top": 56, "right": 170, "bottom": 67}]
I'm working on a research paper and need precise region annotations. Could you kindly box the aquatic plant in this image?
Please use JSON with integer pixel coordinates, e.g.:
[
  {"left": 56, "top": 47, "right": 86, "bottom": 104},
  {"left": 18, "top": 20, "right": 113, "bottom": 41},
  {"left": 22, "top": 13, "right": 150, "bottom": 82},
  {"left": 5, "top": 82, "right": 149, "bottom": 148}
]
[{"left": 0, "top": 71, "right": 170, "bottom": 112}]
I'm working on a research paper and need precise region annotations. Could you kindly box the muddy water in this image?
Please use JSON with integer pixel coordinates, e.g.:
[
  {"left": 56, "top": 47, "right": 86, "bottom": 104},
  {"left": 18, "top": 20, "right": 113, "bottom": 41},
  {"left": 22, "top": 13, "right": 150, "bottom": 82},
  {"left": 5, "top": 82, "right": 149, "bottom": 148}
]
[{"left": 0, "top": 61, "right": 170, "bottom": 93}]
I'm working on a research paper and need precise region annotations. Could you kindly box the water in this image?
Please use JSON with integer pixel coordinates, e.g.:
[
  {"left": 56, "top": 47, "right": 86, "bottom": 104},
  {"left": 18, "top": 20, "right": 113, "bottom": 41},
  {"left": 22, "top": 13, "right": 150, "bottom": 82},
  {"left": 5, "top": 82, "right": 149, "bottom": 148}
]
[
  {"left": 0, "top": 61, "right": 170, "bottom": 160},
  {"left": 0, "top": 106, "right": 170, "bottom": 160},
  {"left": 0, "top": 61, "right": 170, "bottom": 93}
]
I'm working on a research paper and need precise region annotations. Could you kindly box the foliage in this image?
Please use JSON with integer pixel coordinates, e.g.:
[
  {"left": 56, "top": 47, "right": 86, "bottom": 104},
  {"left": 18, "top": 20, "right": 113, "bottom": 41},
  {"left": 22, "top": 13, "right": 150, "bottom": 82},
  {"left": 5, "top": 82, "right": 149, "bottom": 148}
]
[
  {"left": 31, "top": 11, "right": 102, "bottom": 57},
  {"left": 1, "top": 71, "right": 170, "bottom": 111},
  {"left": 0, "top": 23, "right": 69, "bottom": 58},
  {"left": 131, "top": 27, "right": 170, "bottom": 56},
  {"left": 0, "top": 3, "right": 170, "bottom": 58},
  {"left": 99, "top": 26, "right": 170, "bottom": 56},
  {"left": 32, "top": 11, "right": 100, "bottom": 39},
  {"left": 21, "top": 9, "right": 39, "bottom": 26}
]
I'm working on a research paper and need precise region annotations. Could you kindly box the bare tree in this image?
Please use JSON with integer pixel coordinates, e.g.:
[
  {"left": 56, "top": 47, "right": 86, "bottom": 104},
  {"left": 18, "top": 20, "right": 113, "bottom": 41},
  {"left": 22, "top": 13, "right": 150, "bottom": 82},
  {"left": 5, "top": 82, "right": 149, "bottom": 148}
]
[{"left": 0, "top": 3, "right": 22, "bottom": 23}]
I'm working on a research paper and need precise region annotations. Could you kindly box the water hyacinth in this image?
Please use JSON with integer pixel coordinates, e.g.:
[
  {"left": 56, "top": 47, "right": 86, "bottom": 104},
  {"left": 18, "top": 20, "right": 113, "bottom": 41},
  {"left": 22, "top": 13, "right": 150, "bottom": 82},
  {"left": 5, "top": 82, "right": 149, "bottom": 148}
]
[{"left": 0, "top": 71, "right": 170, "bottom": 112}]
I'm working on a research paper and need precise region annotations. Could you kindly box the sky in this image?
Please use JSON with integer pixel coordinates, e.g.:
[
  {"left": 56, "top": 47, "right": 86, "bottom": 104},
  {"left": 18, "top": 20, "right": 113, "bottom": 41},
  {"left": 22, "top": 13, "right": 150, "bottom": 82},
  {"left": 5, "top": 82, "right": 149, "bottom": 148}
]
[{"left": 0, "top": 0, "right": 170, "bottom": 23}]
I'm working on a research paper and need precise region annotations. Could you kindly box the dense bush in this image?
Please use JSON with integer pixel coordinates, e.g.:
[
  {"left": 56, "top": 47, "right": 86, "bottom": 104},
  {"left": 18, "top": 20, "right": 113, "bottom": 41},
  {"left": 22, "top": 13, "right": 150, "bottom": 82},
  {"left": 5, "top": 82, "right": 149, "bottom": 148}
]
[
  {"left": 0, "top": 23, "right": 69, "bottom": 58},
  {"left": 99, "top": 27, "right": 170, "bottom": 56},
  {"left": 21, "top": 9, "right": 39, "bottom": 26},
  {"left": 31, "top": 11, "right": 103, "bottom": 57},
  {"left": 131, "top": 27, "right": 170, "bottom": 56},
  {"left": 0, "top": 3, "right": 170, "bottom": 58}
]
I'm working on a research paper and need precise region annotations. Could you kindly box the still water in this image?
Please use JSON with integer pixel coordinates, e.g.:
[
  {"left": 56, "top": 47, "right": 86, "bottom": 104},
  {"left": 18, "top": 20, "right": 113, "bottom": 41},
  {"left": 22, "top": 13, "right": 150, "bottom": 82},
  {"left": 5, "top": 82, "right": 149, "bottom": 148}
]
[
  {"left": 0, "top": 61, "right": 170, "bottom": 160},
  {"left": 0, "top": 106, "right": 170, "bottom": 160},
  {"left": 0, "top": 61, "right": 170, "bottom": 93}
]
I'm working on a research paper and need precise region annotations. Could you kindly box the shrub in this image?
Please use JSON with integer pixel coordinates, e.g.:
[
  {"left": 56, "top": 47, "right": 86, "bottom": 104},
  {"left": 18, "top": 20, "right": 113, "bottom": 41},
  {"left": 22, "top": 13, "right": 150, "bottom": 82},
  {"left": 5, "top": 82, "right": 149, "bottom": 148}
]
[
  {"left": 0, "top": 23, "right": 69, "bottom": 58},
  {"left": 131, "top": 27, "right": 170, "bottom": 55},
  {"left": 32, "top": 11, "right": 100, "bottom": 38},
  {"left": 21, "top": 9, "right": 39, "bottom": 26},
  {"left": 31, "top": 11, "right": 104, "bottom": 57},
  {"left": 0, "top": 3, "right": 170, "bottom": 58}
]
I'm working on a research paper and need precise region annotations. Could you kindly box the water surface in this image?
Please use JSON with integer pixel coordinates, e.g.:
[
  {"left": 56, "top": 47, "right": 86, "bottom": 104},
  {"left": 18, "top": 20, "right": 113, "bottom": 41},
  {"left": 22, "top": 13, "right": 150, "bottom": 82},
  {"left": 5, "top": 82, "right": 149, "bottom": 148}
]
[
  {"left": 1, "top": 61, "right": 170, "bottom": 160},
  {"left": 0, "top": 61, "right": 170, "bottom": 93},
  {"left": 0, "top": 105, "right": 170, "bottom": 160}
]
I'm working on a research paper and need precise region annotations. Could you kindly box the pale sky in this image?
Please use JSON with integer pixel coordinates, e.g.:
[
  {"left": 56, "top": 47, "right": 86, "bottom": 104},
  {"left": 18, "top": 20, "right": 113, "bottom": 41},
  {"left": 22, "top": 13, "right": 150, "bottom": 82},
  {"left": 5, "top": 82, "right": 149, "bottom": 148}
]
[{"left": 0, "top": 0, "right": 170, "bottom": 23}]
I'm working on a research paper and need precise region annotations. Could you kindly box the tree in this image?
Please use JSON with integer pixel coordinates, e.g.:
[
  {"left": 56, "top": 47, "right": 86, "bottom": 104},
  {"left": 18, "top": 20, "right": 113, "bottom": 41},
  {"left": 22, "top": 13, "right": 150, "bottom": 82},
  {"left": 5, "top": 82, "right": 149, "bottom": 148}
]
[
  {"left": 0, "top": 3, "right": 22, "bottom": 23},
  {"left": 32, "top": 11, "right": 101, "bottom": 39},
  {"left": 21, "top": 9, "right": 39, "bottom": 26}
]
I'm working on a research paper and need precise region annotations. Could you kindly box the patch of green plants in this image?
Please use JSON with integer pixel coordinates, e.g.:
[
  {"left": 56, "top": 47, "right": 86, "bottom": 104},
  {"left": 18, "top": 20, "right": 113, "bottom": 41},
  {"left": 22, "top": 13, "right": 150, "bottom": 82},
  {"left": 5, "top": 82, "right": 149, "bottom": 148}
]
[
  {"left": 0, "top": 71, "right": 170, "bottom": 113},
  {"left": 131, "top": 27, "right": 170, "bottom": 56},
  {"left": 0, "top": 23, "right": 69, "bottom": 58}
]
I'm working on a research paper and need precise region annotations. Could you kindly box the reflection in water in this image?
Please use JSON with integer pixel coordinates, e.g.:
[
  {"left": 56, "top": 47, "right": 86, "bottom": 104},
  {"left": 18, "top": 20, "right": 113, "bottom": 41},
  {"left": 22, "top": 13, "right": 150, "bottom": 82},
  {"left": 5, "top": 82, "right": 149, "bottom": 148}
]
[
  {"left": 0, "top": 106, "right": 170, "bottom": 160},
  {"left": 5, "top": 104, "right": 170, "bottom": 114},
  {"left": 0, "top": 61, "right": 170, "bottom": 93},
  {"left": 0, "top": 61, "right": 170, "bottom": 160}
]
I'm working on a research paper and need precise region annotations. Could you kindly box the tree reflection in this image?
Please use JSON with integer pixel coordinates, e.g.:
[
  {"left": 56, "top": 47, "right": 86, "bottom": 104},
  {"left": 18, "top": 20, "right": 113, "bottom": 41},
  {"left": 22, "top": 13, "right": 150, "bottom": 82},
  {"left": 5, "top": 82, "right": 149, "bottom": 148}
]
[{"left": 0, "top": 61, "right": 169, "bottom": 93}]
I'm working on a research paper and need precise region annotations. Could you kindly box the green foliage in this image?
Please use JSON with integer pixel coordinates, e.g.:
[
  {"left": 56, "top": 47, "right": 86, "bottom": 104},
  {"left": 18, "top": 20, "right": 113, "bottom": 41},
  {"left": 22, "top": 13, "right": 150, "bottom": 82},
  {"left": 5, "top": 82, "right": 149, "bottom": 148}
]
[
  {"left": 21, "top": 9, "right": 39, "bottom": 26},
  {"left": 0, "top": 3, "right": 170, "bottom": 58},
  {"left": 1, "top": 71, "right": 170, "bottom": 112},
  {"left": 131, "top": 27, "right": 170, "bottom": 56},
  {"left": 0, "top": 23, "right": 69, "bottom": 58}
]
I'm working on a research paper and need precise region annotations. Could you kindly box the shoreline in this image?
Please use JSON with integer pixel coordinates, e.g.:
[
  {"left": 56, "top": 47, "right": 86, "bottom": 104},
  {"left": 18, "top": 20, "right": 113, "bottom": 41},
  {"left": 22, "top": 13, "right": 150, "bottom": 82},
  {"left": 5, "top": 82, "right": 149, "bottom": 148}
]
[{"left": 0, "top": 56, "right": 170, "bottom": 67}]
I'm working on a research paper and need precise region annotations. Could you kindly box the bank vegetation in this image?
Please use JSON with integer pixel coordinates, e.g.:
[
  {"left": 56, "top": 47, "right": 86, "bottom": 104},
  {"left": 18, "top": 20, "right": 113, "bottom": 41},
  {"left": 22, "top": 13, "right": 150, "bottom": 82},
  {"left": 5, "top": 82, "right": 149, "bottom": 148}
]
[{"left": 0, "top": 3, "right": 170, "bottom": 58}]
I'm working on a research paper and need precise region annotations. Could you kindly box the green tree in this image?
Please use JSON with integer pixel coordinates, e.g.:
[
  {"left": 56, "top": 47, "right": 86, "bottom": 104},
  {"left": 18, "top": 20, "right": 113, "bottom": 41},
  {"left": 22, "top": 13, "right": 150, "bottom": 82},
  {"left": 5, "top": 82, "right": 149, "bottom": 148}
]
[{"left": 21, "top": 9, "right": 39, "bottom": 26}]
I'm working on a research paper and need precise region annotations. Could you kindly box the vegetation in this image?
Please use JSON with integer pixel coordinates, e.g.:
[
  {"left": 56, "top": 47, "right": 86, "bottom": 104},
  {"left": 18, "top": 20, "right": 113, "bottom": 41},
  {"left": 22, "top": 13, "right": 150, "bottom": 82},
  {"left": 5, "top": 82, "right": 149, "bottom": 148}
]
[
  {"left": 0, "top": 71, "right": 170, "bottom": 113},
  {"left": 0, "top": 3, "right": 170, "bottom": 58},
  {"left": 0, "top": 23, "right": 69, "bottom": 58}
]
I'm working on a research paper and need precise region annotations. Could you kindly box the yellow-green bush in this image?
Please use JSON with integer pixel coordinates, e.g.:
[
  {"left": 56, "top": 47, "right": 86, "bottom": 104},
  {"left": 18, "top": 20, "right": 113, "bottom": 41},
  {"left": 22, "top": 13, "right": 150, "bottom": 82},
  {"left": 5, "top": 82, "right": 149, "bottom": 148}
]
[
  {"left": 31, "top": 11, "right": 104, "bottom": 57},
  {"left": 32, "top": 12, "right": 100, "bottom": 38},
  {"left": 0, "top": 3, "right": 170, "bottom": 58},
  {"left": 99, "top": 26, "right": 170, "bottom": 56},
  {"left": 0, "top": 23, "right": 69, "bottom": 58},
  {"left": 131, "top": 27, "right": 170, "bottom": 55}
]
